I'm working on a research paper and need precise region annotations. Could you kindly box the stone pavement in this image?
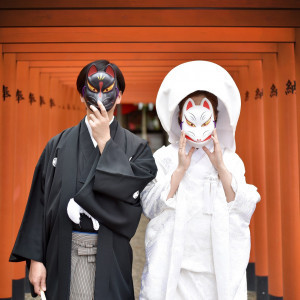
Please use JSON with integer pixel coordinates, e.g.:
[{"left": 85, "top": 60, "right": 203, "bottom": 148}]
[{"left": 26, "top": 215, "right": 256, "bottom": 300}]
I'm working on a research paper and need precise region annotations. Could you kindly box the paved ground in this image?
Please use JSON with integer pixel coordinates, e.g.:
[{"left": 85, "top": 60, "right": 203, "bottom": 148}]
[{"left": 26, "top": 215, "right": 256, "bottom": 300}]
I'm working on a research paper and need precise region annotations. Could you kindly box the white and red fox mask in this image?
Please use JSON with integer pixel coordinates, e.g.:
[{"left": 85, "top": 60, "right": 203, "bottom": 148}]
[{"left": 181, "top": 98, "right": 215, "bottom": 148}]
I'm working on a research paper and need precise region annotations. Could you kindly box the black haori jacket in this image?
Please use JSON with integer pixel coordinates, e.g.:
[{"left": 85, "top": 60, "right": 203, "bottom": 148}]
[{"left": 10, "top": 118, "right": 157, "bottom": 300}]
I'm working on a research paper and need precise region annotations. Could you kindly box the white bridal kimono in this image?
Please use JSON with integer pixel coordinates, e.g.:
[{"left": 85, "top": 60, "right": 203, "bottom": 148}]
[
  {"left": 140, "top": 143, "right": 260, "bottom": 300},
  {"left": 139, "top": 61, "right": 260, "bottom": 300}
]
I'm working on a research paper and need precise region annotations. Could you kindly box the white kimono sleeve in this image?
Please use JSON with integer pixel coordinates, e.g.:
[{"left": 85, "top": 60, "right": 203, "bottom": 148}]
[
  {"left": 225, "top": 151, "right": 261, "bottom": 224},
  {"left": 141, "top": 146, "right": 177, "bottom": 220}
]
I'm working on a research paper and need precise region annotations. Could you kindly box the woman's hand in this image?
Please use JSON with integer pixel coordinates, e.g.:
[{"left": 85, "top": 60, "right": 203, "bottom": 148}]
[
  {"left": 202, "top": 129, "right": 225, "bottom": 172},
  {"left": 203, "top": 129, "right": 235, "bottom": 202},
  {"left": 29, "top": 260, "right": 46, "bottom": 296},
  {"left": 178, "top": 131, "right": 195, "bottom": 172},
  {"left": 88, "top": 101, "right": 111, "bottom": 153},
  {"left": 167, "top": 131, "right": 195, "bottom": 200}
]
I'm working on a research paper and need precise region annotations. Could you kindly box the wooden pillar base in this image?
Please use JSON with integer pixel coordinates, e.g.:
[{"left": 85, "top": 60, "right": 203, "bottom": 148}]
[
  {"left": 256, "top": 276, "right": 268, "bottom": 300},
  {"left": 247, "top": 262, "right": 256, "bottom": 291},
  {"left": 25, "top": 268, "right": 30, "bottom": 294},
  {"left": 12, "top": 279, "right": 24, "bottom": 300},
  {"left": 268, "top": 295, "right": 283, "bottom": 300}
]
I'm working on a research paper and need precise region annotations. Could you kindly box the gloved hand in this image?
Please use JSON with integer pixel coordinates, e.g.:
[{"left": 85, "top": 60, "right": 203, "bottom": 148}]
[{"left": 67, "top": 198, "right": 100, "bottom": 231}]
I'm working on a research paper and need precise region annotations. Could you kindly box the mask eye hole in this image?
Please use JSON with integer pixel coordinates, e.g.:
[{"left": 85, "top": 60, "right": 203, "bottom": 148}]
[
  {"left": 202, "top": 117, "right": 211, "bottom": 127},
  {"left": 87, "top": 81, "right": 98, "bottom": 93},
  {"left": 185, "top": 117, "right": 196, "bottom": 127},
  {"left": 103, "top": 83, "right": 115, "bottom": 93}
]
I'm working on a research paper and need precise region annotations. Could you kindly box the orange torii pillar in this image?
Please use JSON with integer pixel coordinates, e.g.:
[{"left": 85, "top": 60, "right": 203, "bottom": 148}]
[
  {"left": 0, "top": 53, "right": 17, "bottom": 300},
  {"left": 56, "top": 81, "right": 66, "bottom": 133},
  {"left": 248, "top": 60, "right": 269, "bottom": 298},
  {"left": 72, "top": 87, "right": 82, "bottom": 123},
  {"left": 64, "top": 85, "right": 75, "bottom": 128},
  {"left": 72, "top": 87, "right": 82, "bottom": 124},
  {"left": 277, "top": 43, "right": 300, "bottom": 300},
  {"left": 57, "top": 82, "right": 67, "bottom": 133},
  {"left": 49, "top": 77, "right": 59, "bottom": 138},
  {"left": 39, "top": 73, "right": 51, "bottom": 154},
  {"left": 296, "top": 29, "right": 300, "bottom": 174},
  {"left": 65, "top": 84, "right": 77, "bottom": 128},
  {"left": 17, "top": 63, "right": 31, "bottom": 198},
  {"left": 0, "top": 47, "right": 3, "bottom": 278},
  {"left": 262, "top": 53, "right": 283, "bottom": 299},
  {"left": 11, "top": 61, "right": 31, "bottom": 299},
  {"left": 229, "top": 71, "right": 239, "bottom": 90},
  {"left": 0, "top": 44, "right": 2, "bottom": 174},
  {"left": 236, "top": 66, "right": 256, "bottom": 292},
  {"left": 27, "top": 68, "right": 41, "bottom": 194},
  {"left": 71, "top": 87, "right": 82, "bottom": 125},
  {"left": 0, "top": 46, "right": 8, "bottom": 299},
  {"left": 71, "top": 87, "right": 77, "bottom": 123},
  {"left": 235, "top": 67, "right": 249, "bottom": 167},
  {"left": 76, "top": 89, "right": 86, "bottom": 123}
]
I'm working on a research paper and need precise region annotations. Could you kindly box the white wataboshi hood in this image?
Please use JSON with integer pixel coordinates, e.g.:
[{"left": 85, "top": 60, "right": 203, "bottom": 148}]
[{"left": 156, "top": 61, "right": 241, "bottom": 151}]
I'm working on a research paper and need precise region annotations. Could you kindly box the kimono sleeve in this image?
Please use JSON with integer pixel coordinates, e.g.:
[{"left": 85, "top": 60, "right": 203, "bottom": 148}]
[
  {"left": 141, "top": 146, "right": 177, "bottom": 220},
  {"left": 9, "top": 148, "right": 47, "bottom": 264},
  {"left": 92, "top": 138, "right": 157, "bottom": 204},
  {"left": 224, "top": 151, "right": 261, "bottom": 224},
  {"left": 74, "top": 138, "right": 157, "bottom": 239}
]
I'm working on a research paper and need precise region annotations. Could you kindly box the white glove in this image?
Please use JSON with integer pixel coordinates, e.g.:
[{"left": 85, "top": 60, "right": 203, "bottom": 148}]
[{"left": 67, "top": 198, "right": 100, "bottom": 231}]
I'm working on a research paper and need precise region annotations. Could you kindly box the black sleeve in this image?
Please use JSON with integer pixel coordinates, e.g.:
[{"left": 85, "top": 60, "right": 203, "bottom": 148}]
[
  {"left": 74, "top": 139, "right": 157, "bottom": 238},
  {"left": 94, "top": 139, "right": 157, "bottom": 204},
  {"left": 9, "top": 148, "right": 46, "bottom": 264}
]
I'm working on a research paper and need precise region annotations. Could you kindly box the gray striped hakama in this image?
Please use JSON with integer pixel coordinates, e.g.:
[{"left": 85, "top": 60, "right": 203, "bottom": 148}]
[{"left": 70, "top": 232, "right": 98, "bottom": 300}]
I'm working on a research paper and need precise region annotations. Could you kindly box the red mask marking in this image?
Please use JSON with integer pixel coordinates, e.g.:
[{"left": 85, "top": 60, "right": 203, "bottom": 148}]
[
  {"left": 203, "top": 134, "right": 212, "bottom": 141},
  {"left": 185, "top": 135, "right": 195, "bottom": 141},
  {"left": 203, "top": 100, "right": 210, "bottom": 109},
  {"left": 98, "top": 82, "right": 103, "bottom": 99},
  {"left": 105, "top": 65, "right": 115, "bottom": 78},
  {"left": 88, "top": 65, "right": 98, "bottom": 77},
  {"left": 186, "top": 101, "right": 193, "bottom": 110},
  {"left": 185, "top": 134, "right": 211, "bottom": 142}
]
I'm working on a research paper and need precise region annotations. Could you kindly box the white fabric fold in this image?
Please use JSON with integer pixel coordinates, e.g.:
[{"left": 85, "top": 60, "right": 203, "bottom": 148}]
[
  {"left": 141, "top": 145, "right": 178, "bottom": 220},
  {"left": 202, "top": 176, "right": 218, "bottom": 215},
  {"left": 67, "top": 198, "right": 100, "bottom": 231}
]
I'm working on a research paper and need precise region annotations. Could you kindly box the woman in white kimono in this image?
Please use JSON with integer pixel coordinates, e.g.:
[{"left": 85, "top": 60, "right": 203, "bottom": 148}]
[{"left": 140, "top": 61, "right": 260, "bottom": 300}]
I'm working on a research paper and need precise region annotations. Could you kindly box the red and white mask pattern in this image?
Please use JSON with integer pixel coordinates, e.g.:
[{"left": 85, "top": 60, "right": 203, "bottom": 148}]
[{"left": 181, "top": 98, "right": 215, "bottom": 148}]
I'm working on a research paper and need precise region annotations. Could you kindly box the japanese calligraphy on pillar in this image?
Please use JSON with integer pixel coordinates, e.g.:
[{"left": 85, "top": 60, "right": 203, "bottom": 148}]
[
  {"left": 270, "top": 84, "right": 278, "bottom": 98},
  {"left": 16, "top": 89, "right": 24, "bottom": 103},
  {"left": 285, "top": 80, "right": 296, "bottom": 95},
  {"left": 49, "top": 98, "right": 55, "bottom": 108},
  {"left": 40, "top": 96, "right": 46, "bottom": 106},
  {"left": 2, "top": 85, "right": 11, "bottom": 101},
  {"left": 29, "top": 92, "right": 36, "bottom": 105},
  {"left": 245, "top": 91, "right": 249, "bottom": 101},
  {"left": 255, "top": 88, "right": 263, "bottom": 100}
]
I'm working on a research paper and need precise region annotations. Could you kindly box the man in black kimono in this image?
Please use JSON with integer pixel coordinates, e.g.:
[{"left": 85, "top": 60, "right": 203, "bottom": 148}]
[{"left": 9, "top": 60, "right": 157, "bottom": 300}]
